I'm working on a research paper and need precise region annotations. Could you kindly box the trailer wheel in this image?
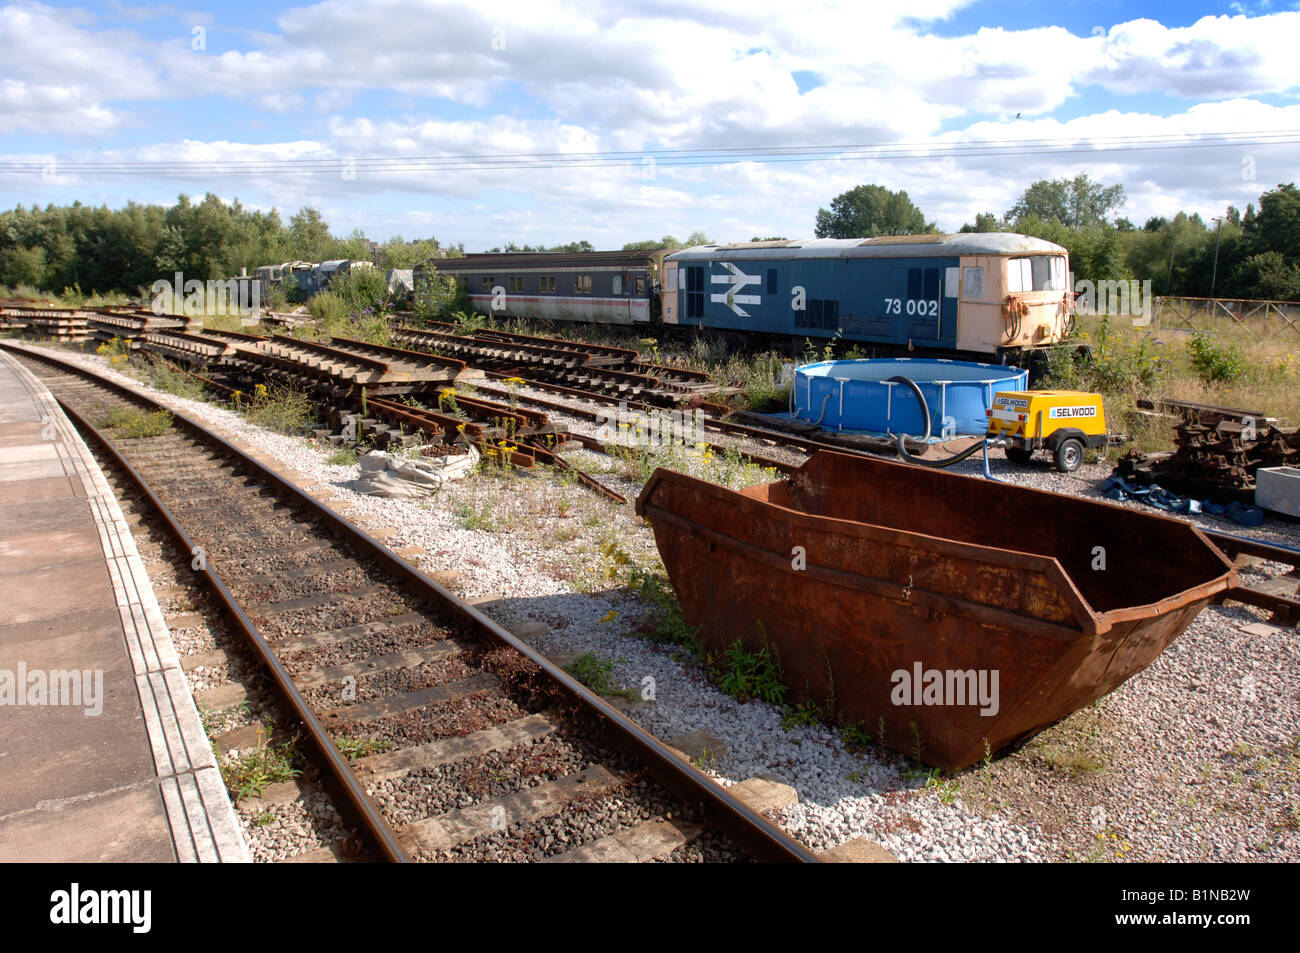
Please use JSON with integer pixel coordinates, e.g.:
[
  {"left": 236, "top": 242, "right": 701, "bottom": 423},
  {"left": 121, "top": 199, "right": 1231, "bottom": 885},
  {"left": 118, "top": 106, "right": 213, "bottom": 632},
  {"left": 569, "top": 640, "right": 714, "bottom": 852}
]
[
  {"left": 1054, "top": 437, "right": 1084, "bottom": 473},
  {"left": 1005, "top": 446, "right": 1033, "bottom": 465}
]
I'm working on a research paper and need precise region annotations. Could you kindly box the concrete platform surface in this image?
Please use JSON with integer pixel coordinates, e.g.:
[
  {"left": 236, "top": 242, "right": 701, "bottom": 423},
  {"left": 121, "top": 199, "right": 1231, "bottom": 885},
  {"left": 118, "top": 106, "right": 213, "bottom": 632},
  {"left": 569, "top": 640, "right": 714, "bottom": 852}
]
[{"left": 0, "top": 346, "right": 248, "bottom": 862}]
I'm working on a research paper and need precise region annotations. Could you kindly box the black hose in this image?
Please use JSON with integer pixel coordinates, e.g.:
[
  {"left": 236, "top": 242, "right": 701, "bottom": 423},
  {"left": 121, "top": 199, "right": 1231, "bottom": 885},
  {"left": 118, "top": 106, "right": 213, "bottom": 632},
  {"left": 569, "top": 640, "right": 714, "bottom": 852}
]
[{"left": 888, "top": 374, "right": 988, "bottom": 469}]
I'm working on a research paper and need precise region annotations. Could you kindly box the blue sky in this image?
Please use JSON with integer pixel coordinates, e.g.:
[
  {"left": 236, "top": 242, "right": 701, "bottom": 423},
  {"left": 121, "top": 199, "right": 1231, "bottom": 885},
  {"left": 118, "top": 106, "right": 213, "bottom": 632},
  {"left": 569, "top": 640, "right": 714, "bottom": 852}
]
[{"left": 2, "top": 0, "right": 1298, "bottom": 249}]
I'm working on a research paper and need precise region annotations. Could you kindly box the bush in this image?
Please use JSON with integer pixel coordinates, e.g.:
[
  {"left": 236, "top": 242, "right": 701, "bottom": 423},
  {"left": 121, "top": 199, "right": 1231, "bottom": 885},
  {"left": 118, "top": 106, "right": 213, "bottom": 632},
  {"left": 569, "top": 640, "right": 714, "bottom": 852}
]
[
  {"left": 239, "top": 383, "right": 317, "bottom": 435},
  {"left": 1187, "top": 332, "right": 1246, "bottom": 385},
  {"left": 330, "top": 267, "right": 390, "bottom": 314},
  {"left": 413, "top": 273, "right": 472, "bottom": 322},
  {"left": 307, "top": 290, "right": 348, "bottom": 324}
]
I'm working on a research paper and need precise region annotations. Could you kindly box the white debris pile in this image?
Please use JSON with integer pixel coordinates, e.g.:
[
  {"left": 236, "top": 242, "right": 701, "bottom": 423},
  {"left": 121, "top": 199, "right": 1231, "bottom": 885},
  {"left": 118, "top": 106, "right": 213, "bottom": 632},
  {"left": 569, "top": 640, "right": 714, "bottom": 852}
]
[{"left": 354, "top": 445, "right": 478, "bottom": 498}]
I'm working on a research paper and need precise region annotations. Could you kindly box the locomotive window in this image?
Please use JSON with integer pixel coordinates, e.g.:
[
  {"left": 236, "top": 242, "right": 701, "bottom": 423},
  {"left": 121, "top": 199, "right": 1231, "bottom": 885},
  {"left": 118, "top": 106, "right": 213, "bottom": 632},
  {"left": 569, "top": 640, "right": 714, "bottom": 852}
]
[
  {"left": 923, "top": 268, "right": 940, "bottom": 300},
  {"left": 767, "top": 269, "right": 777, "bottom": 294},
  {"left": 685, "top": 266, "right": 705, "bottom": 319},
  {"left": 962, "top": 266, "right": 984, "bottom": 299},
  {"left": 945, "top": 267, "right": 959, "bottom": 297},
  {"left": 612, "top": 274, "right": 623, "bottom": 295},
  {"left": 907, "top": 268, "right": 922, "bottom": 299}
]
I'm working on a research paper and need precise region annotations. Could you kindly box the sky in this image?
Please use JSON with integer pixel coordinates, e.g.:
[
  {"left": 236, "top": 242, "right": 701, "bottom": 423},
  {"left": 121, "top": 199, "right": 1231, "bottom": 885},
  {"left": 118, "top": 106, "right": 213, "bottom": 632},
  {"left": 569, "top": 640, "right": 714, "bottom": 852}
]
[{"left": 1, "top": 0, "right": 1298, "bottom": 250}]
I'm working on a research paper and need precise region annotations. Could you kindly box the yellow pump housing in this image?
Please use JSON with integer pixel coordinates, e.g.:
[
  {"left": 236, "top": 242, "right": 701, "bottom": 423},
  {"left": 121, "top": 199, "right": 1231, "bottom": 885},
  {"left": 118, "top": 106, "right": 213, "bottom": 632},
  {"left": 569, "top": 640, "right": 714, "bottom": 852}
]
[{"left": 987, "top": 390, "right": 1109, "bottom": 473}]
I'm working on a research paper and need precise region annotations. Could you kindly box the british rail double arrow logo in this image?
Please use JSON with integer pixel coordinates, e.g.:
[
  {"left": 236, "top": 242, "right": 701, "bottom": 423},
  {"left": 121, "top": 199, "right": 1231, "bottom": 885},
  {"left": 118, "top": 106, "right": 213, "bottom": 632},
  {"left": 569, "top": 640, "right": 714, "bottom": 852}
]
[{"left": 710, "top": 262, "right": 761, "bottom": 317}]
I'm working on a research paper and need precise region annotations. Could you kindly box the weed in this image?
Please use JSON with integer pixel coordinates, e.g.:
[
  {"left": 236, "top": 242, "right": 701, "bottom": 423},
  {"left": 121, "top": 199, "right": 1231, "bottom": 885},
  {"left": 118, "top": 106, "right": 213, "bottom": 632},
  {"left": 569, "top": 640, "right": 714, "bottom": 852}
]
[
  {"left": 95, "top": 337, "right": 132, "bottom": 368},
  {"left": 627, "top": 567, "right": 701, "bottom": 654},
  {"left": 220, "top": 727, "right": 300, "bottom": 801},
  {"left": 252, "top": 811, "right": 276, "bottom": 827},
  {"left": 839, "top": 721, "right": 874, "bottom": 749},
  {"left": 452, "top": 499, "right": 497, "bottom": 531},
  {"left": 715, "top": 628, "right": 786, "bottom": 704},
  {"left": 104, "top": 405, "right": 173, "bottom": 438},
  {"left": 142, "top": 357, "right": 207, "bottom": 400},
  {"left": 335, "top": 735, "right": 394, "bottom": 761},
  {"left": 781, "top": 700, "right": 823, "bottom": 731},
  {"left": 1035, "top": 743, "right": 1107, "bottom": 776},
  {"left": 1187, "top": 331, "right": 1246, "bottom": 385},
  {"left": 564, "top": 652, "right": 637, "bottom": 701},
  {"left": 327, "top": 445, "right": 359, "bottom": 466},
  {"left": 242, "top": 384, "right": 317, "bottom": 435}
]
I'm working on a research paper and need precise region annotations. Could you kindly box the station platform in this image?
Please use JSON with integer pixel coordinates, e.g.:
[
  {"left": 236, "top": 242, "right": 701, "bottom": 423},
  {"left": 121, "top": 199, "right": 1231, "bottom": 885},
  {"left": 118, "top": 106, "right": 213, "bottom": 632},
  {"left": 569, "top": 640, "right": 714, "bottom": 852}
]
[{"left": 0, "top": 347, "right": 248, "bottom": 862}]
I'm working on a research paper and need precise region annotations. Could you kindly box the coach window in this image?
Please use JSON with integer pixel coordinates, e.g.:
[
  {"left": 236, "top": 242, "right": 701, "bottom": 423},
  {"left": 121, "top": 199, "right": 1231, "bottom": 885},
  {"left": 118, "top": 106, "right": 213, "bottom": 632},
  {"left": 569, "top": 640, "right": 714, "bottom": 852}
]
[
  {"left": 574, "top": 275, "right": 592, "bottom": 294},
  {"left": 635, "top": 276, "right": 646, "bottom": 295},
  {"left": 1032, "top": 256, "right": 1067, "bottom": 291},
  {"left": 962, "top": 266, "right": 984, "bottom": 299},
  {"left": 612, "top": 274, "right": 623, "bottom": 295},
  {"left": 482, "top": 276, "right": 495, "bottom": 293}
]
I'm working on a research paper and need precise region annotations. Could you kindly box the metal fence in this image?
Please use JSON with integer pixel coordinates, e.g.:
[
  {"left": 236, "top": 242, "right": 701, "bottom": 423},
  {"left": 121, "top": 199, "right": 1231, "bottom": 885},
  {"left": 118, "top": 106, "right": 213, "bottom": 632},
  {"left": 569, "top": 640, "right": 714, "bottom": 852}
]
[{"left": 1152, "top": 295, "right": 1300, "bottom": 339}]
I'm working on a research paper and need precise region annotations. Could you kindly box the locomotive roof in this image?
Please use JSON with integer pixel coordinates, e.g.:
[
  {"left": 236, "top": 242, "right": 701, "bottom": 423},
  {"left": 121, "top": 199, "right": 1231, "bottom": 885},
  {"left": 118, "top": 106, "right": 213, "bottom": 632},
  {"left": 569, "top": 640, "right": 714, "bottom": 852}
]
[
  {"left": 428, "top": 249, "right": 671, "bottom": 271},
  {"left": 667, "top": 233, "right": 1067, "bottom": 261}
]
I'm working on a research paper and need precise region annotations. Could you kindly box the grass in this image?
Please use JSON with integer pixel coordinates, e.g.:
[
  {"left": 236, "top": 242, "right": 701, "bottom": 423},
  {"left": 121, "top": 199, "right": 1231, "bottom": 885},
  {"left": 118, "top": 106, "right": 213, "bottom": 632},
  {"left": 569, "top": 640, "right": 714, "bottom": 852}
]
[
  {"left": 1033, "top": 742, "right": 1108, "bottom": 777},
  {"left": 220, "top": 727, "right": 301, "bottom": 801},
  {"left": 564, "top": 652, "right": 638, "bottom": 701},
  {"left": 627, "top": 567, "right": 701, "bottom": 654},
  {"left": 1044, "top": 314, "right": 1300, "bottom": 453},
  {"left": 327, "top": 445, "right": 359, "bottom": 466},
  {"left": 103, "top": 404, "right": 173, "bottom": 438},
  {"left": 334, "top": 735, "right": 395, "bottom": 761}
]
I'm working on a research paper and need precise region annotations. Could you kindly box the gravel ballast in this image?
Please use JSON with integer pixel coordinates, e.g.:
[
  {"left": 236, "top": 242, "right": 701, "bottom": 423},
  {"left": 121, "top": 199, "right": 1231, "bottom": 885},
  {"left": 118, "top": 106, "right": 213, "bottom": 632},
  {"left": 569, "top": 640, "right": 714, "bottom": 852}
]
[{"left": 34, "top": 343, "right": 1300, "bottom": 863}]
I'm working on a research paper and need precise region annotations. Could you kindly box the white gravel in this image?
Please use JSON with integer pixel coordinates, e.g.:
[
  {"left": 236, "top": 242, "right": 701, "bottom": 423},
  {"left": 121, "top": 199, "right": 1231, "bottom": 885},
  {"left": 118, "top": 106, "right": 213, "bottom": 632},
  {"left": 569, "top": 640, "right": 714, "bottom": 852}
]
[{"left": 29, "top": 342, "right": 1300, "bottom": 863}]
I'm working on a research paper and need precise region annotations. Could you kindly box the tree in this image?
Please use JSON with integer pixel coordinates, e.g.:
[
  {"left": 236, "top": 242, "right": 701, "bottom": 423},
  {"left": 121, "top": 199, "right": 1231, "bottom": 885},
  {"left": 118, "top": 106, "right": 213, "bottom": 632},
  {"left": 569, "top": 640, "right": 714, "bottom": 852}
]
[
  {"left": 289, "top": 207, "right": 332, "bottom": 261},
  {"left": 958, "top": 212, "right": 1002, "bottom": 233},
  {"left": 1007, "top": 173, "right": 1126, "bottom": 229},
  {"left": 623, "top": 235, "right": 683, "bottom": 251},
  {"left": 1247, "top": 183, "right": 1300, "bottom": 261},
  {"left": 750, "top": 235, "right": 788, "bottom": 242},
  {"left": 685, "top": 230, "right": 711, "bottom": 246},
  {"left": 814, "top": 184, "right": 933, "bottom": 238}
]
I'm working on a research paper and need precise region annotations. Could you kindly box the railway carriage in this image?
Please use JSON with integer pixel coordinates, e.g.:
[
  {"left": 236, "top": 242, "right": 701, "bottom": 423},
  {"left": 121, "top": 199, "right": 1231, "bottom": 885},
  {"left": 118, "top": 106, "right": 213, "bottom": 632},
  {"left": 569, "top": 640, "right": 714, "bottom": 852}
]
[
  {"left": 662, "top": 234, "right": 1072, "bottom": 358},
  {"left": 424, "top": 249, "right": 671, "bottom": 325}
]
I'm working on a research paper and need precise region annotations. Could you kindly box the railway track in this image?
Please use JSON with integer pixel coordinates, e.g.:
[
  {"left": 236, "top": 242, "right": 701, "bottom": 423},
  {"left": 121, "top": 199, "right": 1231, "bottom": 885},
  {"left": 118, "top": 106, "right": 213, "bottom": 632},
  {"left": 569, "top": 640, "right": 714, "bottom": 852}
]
[{"left": 4, "top": 342, "right": 817, "bottom": 864}]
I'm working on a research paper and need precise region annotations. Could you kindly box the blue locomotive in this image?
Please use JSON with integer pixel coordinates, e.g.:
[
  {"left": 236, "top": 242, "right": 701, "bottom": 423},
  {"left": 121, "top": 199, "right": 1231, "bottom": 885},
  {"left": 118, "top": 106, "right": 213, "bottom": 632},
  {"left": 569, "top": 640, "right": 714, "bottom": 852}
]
[{"left": 661, "top": 234, "right": 1072, "bottom": 358}]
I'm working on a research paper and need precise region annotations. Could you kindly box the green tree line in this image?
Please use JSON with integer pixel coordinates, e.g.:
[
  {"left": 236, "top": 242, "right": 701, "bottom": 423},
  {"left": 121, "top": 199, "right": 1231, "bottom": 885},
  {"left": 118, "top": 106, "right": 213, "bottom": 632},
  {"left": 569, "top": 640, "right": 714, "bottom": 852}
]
[
  {"left": 0, "top": 193, "right": 460, "bottom": 296},
  {"left": 816, "top": 175, "right": 1300, "bottom": 301}
]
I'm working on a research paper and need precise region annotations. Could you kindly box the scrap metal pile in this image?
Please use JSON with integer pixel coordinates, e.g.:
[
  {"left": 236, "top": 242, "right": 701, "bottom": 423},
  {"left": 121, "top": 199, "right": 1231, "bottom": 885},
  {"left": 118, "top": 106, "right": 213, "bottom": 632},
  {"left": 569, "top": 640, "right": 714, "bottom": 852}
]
[{"left": 1119, "top": 397, "right": 1300, "bottom": 502}]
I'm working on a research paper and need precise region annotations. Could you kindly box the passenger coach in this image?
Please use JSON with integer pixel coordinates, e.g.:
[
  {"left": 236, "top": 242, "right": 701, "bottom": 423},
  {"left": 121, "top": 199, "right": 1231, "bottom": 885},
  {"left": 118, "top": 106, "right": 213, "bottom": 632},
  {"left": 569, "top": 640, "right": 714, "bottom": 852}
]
[
  {"left": 662, "top": 234, "right": 1072, "bottom": 358},
  {"left": 426, "top": 249, "right": 671, "bottom": 325}
]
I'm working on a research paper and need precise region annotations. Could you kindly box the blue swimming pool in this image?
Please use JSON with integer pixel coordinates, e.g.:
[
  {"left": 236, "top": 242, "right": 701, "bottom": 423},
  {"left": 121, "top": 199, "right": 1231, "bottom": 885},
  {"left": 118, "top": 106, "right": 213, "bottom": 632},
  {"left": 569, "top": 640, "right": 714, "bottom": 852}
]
[{"left": 793, "top": 358, "right": 1029, "bottom": 436}]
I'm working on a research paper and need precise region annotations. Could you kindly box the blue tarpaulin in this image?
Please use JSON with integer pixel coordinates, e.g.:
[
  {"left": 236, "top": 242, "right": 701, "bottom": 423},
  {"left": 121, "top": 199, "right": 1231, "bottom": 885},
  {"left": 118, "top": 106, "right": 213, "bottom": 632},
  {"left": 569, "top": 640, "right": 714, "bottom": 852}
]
[{"left": 1099, "top": 475, "right": 1265, "bottom": 526}]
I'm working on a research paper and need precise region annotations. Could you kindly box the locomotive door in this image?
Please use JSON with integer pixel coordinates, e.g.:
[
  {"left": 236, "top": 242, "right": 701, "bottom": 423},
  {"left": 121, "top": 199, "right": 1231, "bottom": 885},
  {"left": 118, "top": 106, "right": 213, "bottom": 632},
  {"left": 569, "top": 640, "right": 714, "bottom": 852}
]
[{"left": 662, "top": 261, "right": 678, "bottom": 323}]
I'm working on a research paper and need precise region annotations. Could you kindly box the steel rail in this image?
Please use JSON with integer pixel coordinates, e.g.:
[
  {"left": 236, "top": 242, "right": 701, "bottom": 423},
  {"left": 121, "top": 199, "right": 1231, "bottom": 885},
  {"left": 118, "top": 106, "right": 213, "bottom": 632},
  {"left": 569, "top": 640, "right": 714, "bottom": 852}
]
[
  {"left": 7, "top": 342, "right": 817, "bottom": 863},
  {"left": 53, "top": 397, "right": 413, "bottom": 863}
]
